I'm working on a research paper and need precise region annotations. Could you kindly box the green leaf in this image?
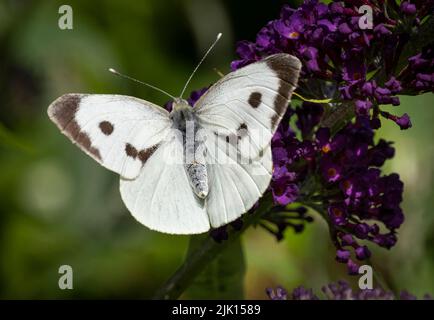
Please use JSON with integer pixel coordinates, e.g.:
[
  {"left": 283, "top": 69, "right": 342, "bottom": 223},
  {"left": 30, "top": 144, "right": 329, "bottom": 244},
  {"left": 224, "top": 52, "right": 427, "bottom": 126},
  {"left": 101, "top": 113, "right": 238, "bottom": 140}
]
[
  {"left": 185, "top": 235, "right": 245, "bottom": 299},
  {"left": 320, "top": 102, "right": 356, "bottom": 134}
]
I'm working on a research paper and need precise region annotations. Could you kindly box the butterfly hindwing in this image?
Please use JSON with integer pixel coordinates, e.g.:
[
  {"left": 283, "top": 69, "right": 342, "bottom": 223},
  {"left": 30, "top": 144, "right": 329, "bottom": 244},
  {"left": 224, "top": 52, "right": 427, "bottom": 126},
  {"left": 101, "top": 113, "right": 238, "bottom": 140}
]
[
  {"left": 205, "top": 144, "right": 272, "bottom": 228},
  {"left": 120, "top": 131, "right": 210, "bottom": 234},
  {"left": 48, "top": 94, "right": 171, "bottom": 179}
]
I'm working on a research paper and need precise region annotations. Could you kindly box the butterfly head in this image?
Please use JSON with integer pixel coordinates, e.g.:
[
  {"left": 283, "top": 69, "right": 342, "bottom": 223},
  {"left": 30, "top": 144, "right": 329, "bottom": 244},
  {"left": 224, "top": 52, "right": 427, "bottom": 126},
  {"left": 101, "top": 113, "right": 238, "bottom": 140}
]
[
  {"left": 170, "top": 98, "right": 194, "bottom": 128},
  {"left": 172, "top": 98, "right": 190, "bottom": 111}
]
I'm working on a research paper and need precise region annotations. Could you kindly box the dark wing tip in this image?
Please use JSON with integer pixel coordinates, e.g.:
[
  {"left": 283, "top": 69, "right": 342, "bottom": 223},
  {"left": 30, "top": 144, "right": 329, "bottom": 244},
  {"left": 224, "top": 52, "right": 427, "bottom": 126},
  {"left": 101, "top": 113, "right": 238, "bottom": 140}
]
[
  {"left": 47, "top": 93, "right": 101, "bottom": 160},
  {"left": 265, "top": 54, "right": 302, "bottom": 132},
  {"left": 265, "top": 53, "right": 302, "bottom": 72},
  {"left": 47, "top": 94, "right": 83, "bottom": 128},
  {"left": 265, "top": 53, "right": 302, "bottom": 90}
]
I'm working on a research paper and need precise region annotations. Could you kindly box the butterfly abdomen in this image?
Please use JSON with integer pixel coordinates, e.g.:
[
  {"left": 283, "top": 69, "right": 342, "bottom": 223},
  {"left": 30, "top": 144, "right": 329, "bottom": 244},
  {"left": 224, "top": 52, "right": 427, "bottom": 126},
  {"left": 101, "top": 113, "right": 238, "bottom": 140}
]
[
  {"left": 170, "top": 99, "right": 209, "bottom": 199},
  {"left": 185, "top": 162, "right": 208, "bottom": 199},
  {"left": 185, "top": 138, "right": 208, "bottom": 199}
]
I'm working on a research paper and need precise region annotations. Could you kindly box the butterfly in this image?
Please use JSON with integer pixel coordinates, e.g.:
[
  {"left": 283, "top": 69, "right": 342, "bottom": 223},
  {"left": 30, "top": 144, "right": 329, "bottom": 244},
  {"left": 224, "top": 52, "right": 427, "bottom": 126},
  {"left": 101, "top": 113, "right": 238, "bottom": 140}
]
[{"left": 47, "top": 36, "right": 301, "bottom": 234}]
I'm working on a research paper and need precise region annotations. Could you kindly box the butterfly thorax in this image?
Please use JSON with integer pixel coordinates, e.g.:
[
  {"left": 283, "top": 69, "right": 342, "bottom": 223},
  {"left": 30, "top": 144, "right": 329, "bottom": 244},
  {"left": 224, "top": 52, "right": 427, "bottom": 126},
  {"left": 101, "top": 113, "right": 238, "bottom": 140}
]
[{"left": 170, "top": 99, "right": 209, "bottom": 199}]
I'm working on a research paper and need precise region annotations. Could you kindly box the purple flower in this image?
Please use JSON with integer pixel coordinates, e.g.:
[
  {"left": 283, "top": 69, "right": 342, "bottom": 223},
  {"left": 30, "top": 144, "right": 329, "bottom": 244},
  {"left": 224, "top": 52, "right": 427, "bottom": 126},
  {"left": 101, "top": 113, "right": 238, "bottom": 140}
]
[
  {"left": 301, "top": 46, "right": 321, "bottom": 72},
  {"left": 385, "top": 77, "right": 403, "bottom": 94},
  {"left": 266, "top": 286, "right": 287, "bottom": 300},
  {"left": 231, "top": 41, "right": 258, "bottom": 70},
  {"left": 328, "top": 204, "right": 347, "bottom": 226},
  {"left": 409, "top": 53, "right": 429, "bottom": 69},
  {"left": 395, "top": 114, "right": 412, "bottom": 130},
  {"left": 373, "top": 233, "right": 398, "bottom": 249},
  {"left": 322, "top": 281, "right": 396, "bottom": 300},
  {"left": 320, "top": 157, "right": 342, "bottom": 183},
  {"left": 381, "top": 111, "right": 412, "bottom": 130},
  {"left": 336, "top": 249, "right": 350, "bottom": 263},
  {"left": 354, "top": 223, "right": 370, "bottom": 239},
  {"left": 291, "top": 286, "right": 319, "bottom": 300},
  {"left": 256, "top": 22, "right": 279, "bottom": 49},
  {"left": 405, "top": 48, "right": 434, "bottom": 92},
  {"left": 374, "top": 24, "right": 392, "bottom": 36},
  {"left": 271, "top": 167, "right": 299, "bottom": 205},
  {"left": 227, "top": 0, "right": 433, "bottom": 276},
  {"left": 187, "top": 87, "right": 208, "bottom": 107},
  {"left": 369, "top": 139, "right": 395, "bottom": 167},
  {"left": 355, "top": 245, "right": 371, "bottom": 260},
  {"left": 355, "top": 99, "right": 373, "bottom": 115},
  {"left": 400, "top": 291, "right": 417, "bottom": 300},
  {"left": 272, "top": 147, "right": 289, "bottom": 167},
  {"left": 232, "top": 1, "right": 434, "bottom": 130},
  {"left": 274, "top": 19, "right": 300, "bottom": 40},
  {"left": 261, "top": 101, "right": 405, "bottom": 273},
  {"left": 268, "top": 281, "right": 432, "bottom": 300},
  {"left": 318, "top": 19, "right": 337, "bottom": 32},
  {"left": 339, "top": 22, "right": 352, "bottom": 34},
  {"left": 401, "top": 2, "right": 417, "bottom": 15},
  {"left": 347, "top": 259, "right": 359, "bottom": 275},
  {"left": 315, "top": 127, "right": 331, "bottom": 152}
]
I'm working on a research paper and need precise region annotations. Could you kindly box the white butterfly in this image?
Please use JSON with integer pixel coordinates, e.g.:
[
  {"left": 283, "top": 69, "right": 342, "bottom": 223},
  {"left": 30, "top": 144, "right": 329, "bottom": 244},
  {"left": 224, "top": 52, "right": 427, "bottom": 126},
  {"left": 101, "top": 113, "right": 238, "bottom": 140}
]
[{"left": 47, "top": 36, "right": 301, "bottom": 234}]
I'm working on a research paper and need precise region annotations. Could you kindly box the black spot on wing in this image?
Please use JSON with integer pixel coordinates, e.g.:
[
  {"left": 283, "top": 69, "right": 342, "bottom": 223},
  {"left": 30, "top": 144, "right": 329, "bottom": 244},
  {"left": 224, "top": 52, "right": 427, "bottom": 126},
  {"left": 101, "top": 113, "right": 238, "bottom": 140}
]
[
  {"left": 138, "top": 144, "right": 159, "bottom": 164},
  {"left": 248, "top": 92, "right": 262, "bottom": 108},
  {"left": 125, "top": 143, "right": 138, "bottom": 159},
  {"left": 99, "top": 121, "right": 114, "bottom": 135},
  {"left": 125, "top": 143, "right": 159, "bottom": 164}
]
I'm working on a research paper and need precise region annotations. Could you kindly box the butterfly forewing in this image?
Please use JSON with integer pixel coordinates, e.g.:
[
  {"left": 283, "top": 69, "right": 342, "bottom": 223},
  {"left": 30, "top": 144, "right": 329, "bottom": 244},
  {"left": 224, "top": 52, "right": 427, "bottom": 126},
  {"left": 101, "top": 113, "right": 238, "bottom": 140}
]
[
  {"left": 194, "top": 53, "right": 301, "bottom": 161},
  {"left": 47, "top": 94, "right": 171, "bottom": 179}
]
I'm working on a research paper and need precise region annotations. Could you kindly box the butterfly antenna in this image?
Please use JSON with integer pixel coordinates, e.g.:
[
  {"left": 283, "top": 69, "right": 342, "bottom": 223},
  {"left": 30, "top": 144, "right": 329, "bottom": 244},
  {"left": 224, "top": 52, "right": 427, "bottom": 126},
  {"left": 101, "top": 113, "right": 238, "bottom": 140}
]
[
  {"left": 179, "top": 33, "right": 222, "bottom": 98},
  {"left": 108, "top": 68, "right": 176, "bottom": 100}
]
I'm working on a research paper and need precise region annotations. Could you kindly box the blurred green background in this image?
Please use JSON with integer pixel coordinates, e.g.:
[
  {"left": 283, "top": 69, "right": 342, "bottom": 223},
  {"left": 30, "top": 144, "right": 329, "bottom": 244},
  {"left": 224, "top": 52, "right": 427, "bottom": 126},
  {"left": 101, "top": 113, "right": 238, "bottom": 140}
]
[{"left": 0, "top": 0, "right": 433, "bottom": 299}]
